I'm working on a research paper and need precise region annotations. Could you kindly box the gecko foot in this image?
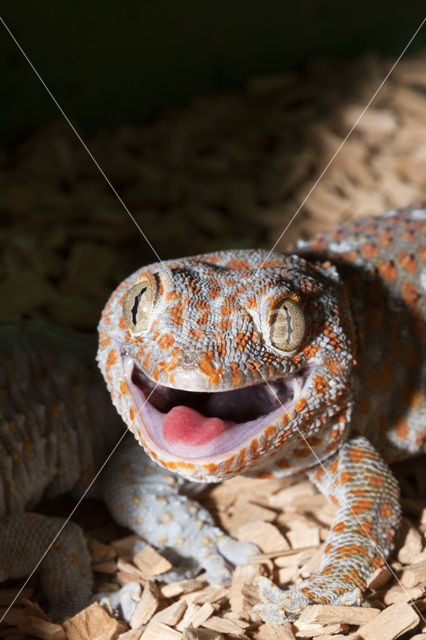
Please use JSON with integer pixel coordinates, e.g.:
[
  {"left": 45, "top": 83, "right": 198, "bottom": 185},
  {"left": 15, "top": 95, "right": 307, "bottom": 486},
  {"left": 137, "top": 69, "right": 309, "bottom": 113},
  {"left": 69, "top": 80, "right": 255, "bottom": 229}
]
[{"left": 253, "top": 577, "right": 362, "bottom": 623}]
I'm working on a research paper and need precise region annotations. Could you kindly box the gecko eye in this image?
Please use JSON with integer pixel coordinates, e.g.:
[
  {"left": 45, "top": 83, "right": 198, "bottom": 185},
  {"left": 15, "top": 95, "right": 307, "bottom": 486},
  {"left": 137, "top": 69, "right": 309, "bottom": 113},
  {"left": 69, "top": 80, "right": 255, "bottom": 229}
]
[
  {"left": 123, "top": 280, "right": 153, "bottom": 332},
  {"left": 270, "top": 298, "right": 305, "bottom": 352}
]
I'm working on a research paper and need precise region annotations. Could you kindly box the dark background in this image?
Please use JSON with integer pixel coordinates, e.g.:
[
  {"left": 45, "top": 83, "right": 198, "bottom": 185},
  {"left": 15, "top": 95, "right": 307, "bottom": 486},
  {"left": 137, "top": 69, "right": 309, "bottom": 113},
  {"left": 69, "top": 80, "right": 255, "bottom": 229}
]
[{"left": 2, "top": 1, "right": 426, "bottom": 146}]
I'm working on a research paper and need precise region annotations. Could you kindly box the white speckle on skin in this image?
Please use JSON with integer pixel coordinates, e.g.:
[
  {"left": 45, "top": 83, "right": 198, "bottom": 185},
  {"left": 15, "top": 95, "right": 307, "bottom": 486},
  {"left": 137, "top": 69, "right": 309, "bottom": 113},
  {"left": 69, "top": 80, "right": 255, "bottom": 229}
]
[
  {"left": 329, "top": 241, "right": 356, "bottom": 253},
  {"left": 409, "top": 209, "right": 426, "bottom": 221},
  {"left": 420, "top": 270, "right": 426, "bottom": 292},
  {"left": 381, "top": 209, "right": 397, "bottom": 218}
]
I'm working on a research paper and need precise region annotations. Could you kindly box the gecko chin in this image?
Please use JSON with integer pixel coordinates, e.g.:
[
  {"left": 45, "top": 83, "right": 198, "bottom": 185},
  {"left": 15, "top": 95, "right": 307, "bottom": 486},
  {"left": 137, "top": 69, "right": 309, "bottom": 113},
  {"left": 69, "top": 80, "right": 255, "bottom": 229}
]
[{"left": 122, "top": 354, "right": 317, "bottom": 464}]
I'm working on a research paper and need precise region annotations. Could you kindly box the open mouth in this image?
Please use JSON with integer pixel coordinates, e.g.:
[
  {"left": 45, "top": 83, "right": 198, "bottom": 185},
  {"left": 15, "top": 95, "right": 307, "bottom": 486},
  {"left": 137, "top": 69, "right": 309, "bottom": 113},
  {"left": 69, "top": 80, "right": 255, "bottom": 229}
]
[{"left": 122, "top": 354, "right": 316, "bottom": 460}]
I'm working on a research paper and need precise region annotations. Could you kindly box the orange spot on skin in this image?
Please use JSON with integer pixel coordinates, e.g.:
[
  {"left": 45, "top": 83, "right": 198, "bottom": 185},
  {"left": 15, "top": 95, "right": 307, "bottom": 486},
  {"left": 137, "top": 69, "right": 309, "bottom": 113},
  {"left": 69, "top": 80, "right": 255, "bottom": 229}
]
[
  {"left": 158, "top": 333, "right": 175, "bottom": 350},
  {"left": 235, "top": 332, "right": 249, "bottom": 351},
  {"left": 378, "top": 260, "right": 397, "bottom": 281},
  {"left": 372, "top": 557, "right": 385, "bottom": 570},
  {"left": 230, "top": 362, "right": 242, "bottom": 387},
  {"left": 302, "top": 343, "right": 320, "bottom": 360},
  {"left": 325, "top": 356, "right": 344, "bottom": 377},
  {"left": 166, "top": 290, "right": 180, "bottom": 301},
  {"left": 361, "top": 243, "right": 379, "bottom": 258},
  {"left": 332, "top": 522, "right": 346, "bottom": 533},
  {"left": 199, "top": 351, "right": 223, "bottom": 386},
  {"left": 119, "top": 316, "right": 127, "bottom": 330},
  {"left": 165, "top": 461, "right": 177, "bottom": 470},
  {"left": 120, "top": 381, "right": 128, "bottom": 395},
  {"left": 250, "top": 439, "right": 259, "bottom": 455},
  {"left": 245, "top": 296, "right": 257, "bottom": 309},
  {"left": 328, "top": 458, "right": 339, "bottom": 475},
  {"left": 203, "top": 462, "right": 218, "bottom": 473},
  {"left": 129, "top": 407, "right": 135, "bottom": 421},
  {"left": 189, "top": 327, "right": 206, "bottom": 341},
  {"left": 280, "top": 413, "right": 290, "bottom": 426},
  {"left": 340, "top": 471, "right": 353, "bottom": 484},
  {"left": 314, "top": 375, "right": 328, "bottom": 395},
  {"left": 348, "top": 447, "right": 366, "bottom": 462},
  {"left": 369, "top": 475, "right": 385, "bottom": 488},
  {"left": 401, "top": 281, "right": 420, "bottom": 306},
  {"left": 380, "top": 504, "right": 392, "bottom": 518},
  {"left": 106, "top": 349, "right": 118, "bottom": 369},
  {"left": 265, "top": 426, "right": 275, "bottom": 438},
  {"left": 99, "top": 331, "right": 111, "bottom": 348},
  {"left": 351, "top": 499, "right": 372, "bottom": 515},
  {"left": 224, "top": 455, "right": 235, "bottom": 471},
  {"left": 295, "top": 398, "right": 307, "bottom": 412},
  {"left": 397, "top": 251, "right": 417, "bottom": 274},
  {"left": 226, "top": 259, "right": 250, "bottom": 270},
  {"left": 170, "top": 303, "right": 185, "bottom": 326}
]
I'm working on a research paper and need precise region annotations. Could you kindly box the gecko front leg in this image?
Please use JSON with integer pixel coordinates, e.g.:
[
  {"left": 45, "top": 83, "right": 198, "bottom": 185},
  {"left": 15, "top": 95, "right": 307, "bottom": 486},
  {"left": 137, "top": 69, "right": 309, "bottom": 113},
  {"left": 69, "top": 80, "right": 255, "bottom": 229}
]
[
  {"left": 102, "top": 440, "right": 258, "bottom": 584},
  {"left": 255, "top": 436, "right": 401, "bottom": 623}
]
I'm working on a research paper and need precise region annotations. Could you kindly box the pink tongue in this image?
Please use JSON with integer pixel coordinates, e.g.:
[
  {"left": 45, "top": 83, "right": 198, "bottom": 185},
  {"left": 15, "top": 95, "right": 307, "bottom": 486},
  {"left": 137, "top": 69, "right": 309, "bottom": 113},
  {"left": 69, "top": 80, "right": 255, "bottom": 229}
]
[{"left": 163, "top": 405, "right": 233, "bottom": 447}]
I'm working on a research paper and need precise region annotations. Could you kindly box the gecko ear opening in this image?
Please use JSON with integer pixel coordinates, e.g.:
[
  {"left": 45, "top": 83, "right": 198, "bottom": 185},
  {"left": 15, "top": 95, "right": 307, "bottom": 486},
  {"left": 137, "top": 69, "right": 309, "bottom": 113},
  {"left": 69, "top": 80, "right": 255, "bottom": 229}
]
[
  {"left": 123, "top": 280, "right": 153, "bottom": 332},
  {"left": 270, "top": 298, "right": 305, "bottom": 352}
]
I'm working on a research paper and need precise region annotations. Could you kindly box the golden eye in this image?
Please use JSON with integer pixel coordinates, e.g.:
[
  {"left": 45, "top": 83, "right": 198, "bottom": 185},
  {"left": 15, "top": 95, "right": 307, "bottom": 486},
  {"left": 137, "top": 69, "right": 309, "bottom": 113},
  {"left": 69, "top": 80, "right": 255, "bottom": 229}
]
[
  {"left": 270, "top": 298, "right": 305, "bottom": 352},
  {"left": 123, "top": 280, "right": 153, "bottom": 332}
]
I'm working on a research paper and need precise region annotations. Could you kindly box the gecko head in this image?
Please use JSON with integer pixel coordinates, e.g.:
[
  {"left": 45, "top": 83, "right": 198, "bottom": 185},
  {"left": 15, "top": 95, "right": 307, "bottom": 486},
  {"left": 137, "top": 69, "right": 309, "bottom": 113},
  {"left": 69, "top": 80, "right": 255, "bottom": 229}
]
[{"left": 98, "top": 250, "right": 356, "bottom": 482}]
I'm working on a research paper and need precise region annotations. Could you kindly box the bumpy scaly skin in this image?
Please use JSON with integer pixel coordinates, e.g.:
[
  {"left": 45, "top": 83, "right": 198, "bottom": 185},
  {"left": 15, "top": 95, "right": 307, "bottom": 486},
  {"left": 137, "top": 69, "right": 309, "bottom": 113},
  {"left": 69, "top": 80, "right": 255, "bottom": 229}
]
[
  {"left": 98, "top": 205, "right": 426, "bottom": 621},
  {"left": 0, "top": 320, "right": 256, "bottom": 619},
  {"left": 0, "top": 320, "right": 118, "bottom": 619}
]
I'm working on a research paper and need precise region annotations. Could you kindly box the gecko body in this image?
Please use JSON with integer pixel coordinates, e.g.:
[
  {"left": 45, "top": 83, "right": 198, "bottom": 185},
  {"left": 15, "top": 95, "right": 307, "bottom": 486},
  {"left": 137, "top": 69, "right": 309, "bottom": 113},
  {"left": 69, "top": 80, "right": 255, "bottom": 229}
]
[
  {"left": 98, "top": 204, "right": 426, "bottom": 620},
  {"left": 1, "top": 205, "right": 425, "bottom": 622}
]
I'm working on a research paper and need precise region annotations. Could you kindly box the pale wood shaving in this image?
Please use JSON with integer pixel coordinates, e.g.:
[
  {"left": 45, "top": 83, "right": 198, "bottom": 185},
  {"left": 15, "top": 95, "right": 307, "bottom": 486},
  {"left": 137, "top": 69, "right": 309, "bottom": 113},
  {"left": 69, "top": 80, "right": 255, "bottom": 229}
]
[
  {"left": 62, "top": 602, "right": 127, "bottom": 640},
  {"left": 129, "top": 581, "right": 159, "bottom": 628},
  {"left": 296, "top": 604, "right": 380, "bottom": 626},
  {"left": 354, "top": 601, "right": 419, "bottom": 640},
  {"left": 176, "top": 603, "right": 215, "bottom": 631},
  {"left": 133, "top": 545, "right": 172, "bottom": 577}
]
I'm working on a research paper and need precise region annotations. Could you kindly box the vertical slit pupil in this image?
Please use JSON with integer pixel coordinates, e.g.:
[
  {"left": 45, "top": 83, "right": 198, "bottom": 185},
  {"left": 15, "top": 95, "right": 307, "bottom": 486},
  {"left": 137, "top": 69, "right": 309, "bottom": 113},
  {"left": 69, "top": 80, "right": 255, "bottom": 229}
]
[
  {"left": 131, "top": 287, "right": 147, "bottom": 325},
  {"left": 284, "top": 306, "right": 293, "bottom": 344}
]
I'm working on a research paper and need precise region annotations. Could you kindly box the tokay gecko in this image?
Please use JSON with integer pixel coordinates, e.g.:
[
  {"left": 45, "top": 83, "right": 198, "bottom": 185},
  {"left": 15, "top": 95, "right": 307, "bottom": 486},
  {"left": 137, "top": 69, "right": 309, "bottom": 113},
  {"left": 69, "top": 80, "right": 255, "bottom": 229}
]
[{"left": 2, "top": 205, "right": 426, "bottom": 623}]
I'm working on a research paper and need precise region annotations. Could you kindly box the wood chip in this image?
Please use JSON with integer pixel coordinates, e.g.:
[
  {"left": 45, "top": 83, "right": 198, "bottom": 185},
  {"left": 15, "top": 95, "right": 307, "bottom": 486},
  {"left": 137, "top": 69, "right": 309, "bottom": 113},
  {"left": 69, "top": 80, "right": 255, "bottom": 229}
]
[
  {"left": 149, "top": 601, "right": 187, "bottom": 627},
  {"left": 287, "top": 527, "right": 320, "bottom": 550},
  {"left": 295, "top": 622, "right": 348, "bottom": 637},
  {"left": 62, "top": 602, "right": 126, "bottom": 640},
  {"left": 255, "top": 622, "right": 296, "bottom": 639},
  {"left": 130, "top": 582, "right": 159, "bottom": 628},
  {"left": 202, "top": 615, "right": 248, "bottom": 636},
  {"left": 176, "top": 603, "right": 215, "bottom": 631},
  {"left": 231, "top": 563, "right": 264, "bottom": 616},
  {"left": 383, "top": 581, "right": 426, "bottom": 605},
  {"left": 139, "top": 622, "right": 182, "bottom": 639},
  {"left": 133, "top": 546, "right": 172, "bottom": 577},
  {"left": 160, "top": 580, "right": 205, "bottom": 599},
  {"left": 400, "top": 561, "right": 426, "bottom": 588},
  {"left": 366, "top": 566, "right": 393, "bottom": 591},
  {"left": 355, "top": 602, "right": 419, "bottom": 640},
  {"left": 234, "top": 521, "right": 289, "bottom": 553},
  {"left": 297, "top": 604, "right": 380, "bottom": 626}
]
